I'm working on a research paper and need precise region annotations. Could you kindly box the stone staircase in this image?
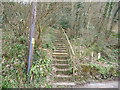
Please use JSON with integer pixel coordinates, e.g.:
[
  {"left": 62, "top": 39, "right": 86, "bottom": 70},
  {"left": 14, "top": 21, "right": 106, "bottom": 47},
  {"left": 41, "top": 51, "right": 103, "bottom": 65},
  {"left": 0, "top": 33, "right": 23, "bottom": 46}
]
[{"left": 52, "top": 31, "right": 75, "bottom": 87}]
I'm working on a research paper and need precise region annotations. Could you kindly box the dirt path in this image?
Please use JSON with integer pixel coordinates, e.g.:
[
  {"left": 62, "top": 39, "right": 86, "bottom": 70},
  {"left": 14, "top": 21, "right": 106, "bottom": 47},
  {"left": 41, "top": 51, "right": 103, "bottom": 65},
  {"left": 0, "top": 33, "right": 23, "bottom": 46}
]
[{"left": 72, "top": 81, "right": 118, "bottom": 88}]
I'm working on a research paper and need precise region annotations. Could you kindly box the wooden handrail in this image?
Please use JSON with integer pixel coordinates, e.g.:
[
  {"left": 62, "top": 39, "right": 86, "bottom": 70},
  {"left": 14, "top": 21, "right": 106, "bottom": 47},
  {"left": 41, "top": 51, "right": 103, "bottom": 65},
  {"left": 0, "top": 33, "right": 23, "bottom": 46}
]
[
  {"left": 62, "top": 28, "right": 75, "bottom": 56},
  {"left": 61, "top": 28, "right": 76, "bottom": 76}
]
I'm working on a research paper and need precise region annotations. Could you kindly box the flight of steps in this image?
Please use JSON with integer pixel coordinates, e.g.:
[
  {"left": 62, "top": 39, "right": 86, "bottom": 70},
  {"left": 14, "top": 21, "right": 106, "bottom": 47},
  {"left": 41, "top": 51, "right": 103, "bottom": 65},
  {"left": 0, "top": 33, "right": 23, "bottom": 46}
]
[{"left": 52, "top": 31, "right": 75, "bottom": 87}]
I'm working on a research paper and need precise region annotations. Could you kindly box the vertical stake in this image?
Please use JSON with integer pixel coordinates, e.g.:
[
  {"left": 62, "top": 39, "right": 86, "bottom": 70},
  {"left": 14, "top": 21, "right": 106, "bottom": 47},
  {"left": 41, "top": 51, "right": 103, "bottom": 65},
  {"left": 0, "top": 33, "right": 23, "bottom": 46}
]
[{"left": 27, "top": 1, "right": 37, "bottom": 76}]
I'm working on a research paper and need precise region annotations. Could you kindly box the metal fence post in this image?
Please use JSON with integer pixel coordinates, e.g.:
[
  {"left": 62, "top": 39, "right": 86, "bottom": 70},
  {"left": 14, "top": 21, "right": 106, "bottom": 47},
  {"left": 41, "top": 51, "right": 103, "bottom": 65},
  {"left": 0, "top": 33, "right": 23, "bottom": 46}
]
[{"left": 27, "top": 1, "right": 37, "bottom": 75}]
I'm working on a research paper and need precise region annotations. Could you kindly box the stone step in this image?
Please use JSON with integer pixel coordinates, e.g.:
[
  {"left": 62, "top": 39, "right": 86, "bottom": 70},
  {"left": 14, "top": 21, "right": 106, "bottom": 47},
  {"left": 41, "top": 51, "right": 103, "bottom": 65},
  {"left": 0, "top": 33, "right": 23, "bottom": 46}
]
[
  {"left": 55, "top": 75, "right": 72, "bottom": 78},
  {"left": 54, "top": 75, "right": 73, "bottom": 82},
  {"left": 58, "top": 40, "right": 64, "bottom": 41},
  {"left": 54, "top": 42, "right": 64, "bottom": 44},
  {"left": 53, "top": 82, "right": 75, "bottom": 86},
  {"left": 54, "top": 40, "right": 63, "bottom": 43},
  {"left": 53, "top": 64, "right": 69, "bottom": 69},
  {"left": 55, "top": 48, "right": 67, "bottom": 50},
  {"left": 54, "top": 50, "right": 67, "bottom": 53},
  {"left": 55, "top": 38, "right": 64, "bottom": 41},
  {"left": 54, "top": 44, "right": 66, "bottom": 46},
  {"left": 53, "top": 59, "right": 68, "bottom": 64},
  {"left": 55, "top": 47, "right": 66, "bottom": 49},
  {"left": 52, "top": 34, "right": 74, "bottom": 86},
  {"left": 52, "top": 53, "right": 68, "bottom": 56},
  {"left": 56, "top": 69, "right": 72, "bottom": 75},
  {"left": 55, "top": 46, "right": 66, "bottom": 48},
  {"left": 52, "top": 55, "right": 69, "bottom": 59}
]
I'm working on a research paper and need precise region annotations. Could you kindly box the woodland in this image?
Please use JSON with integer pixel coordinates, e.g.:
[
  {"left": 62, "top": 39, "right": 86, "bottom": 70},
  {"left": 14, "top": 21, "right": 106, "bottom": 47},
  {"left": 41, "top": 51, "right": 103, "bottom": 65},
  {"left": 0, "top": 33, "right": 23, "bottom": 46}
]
[{"left": 1, "top": 1, "right": 119, "bottom": 88}]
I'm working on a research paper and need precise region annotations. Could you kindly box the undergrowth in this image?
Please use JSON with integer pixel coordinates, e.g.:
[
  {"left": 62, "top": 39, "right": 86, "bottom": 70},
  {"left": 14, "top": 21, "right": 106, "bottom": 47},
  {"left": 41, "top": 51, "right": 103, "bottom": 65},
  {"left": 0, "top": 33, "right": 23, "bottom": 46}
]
[{"left": 2, "top": 29, "right": 52, "bottom": 88}]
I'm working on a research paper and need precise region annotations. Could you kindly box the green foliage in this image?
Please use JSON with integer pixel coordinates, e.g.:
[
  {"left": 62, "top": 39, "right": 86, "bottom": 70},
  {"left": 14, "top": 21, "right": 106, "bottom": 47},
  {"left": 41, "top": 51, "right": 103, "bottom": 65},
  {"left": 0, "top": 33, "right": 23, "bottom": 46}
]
[
  {"left": 2, "top": 2, "right": 119, "bottom": 87},
  {"left": 9, "top": 43, "right": 27, "bottom": 58},
  {"left": 2, "top": 28, "right": 52, "bottom": 88},
  {"left": 2, "top": 41, "right": 52, "bottom": 88},
  {"left": 52, "top": 25, "right": 58, "bottom": 29},
  {"left": 76, "top": 2, "right": 85, "bottom": 9},
  {"left": 112, "top": 33, "right": 120, "bottom": 38},
  {"left": 25, "top": 47, "right": 52, "bottom": 88},
  {"left": 45, "top": 84, "right": 52, "bottom": 88},
  {"left": 2, "top": 79, "right": 12, "bottom": 88},
  {"left": 103, "top": 2, "right": 115, "bottom": 18},
  {"left": 60, "top": 17, "right": 70, "bottom": 29},
  {"left": 30, "top": 58, "right": 52, "bottom": 77},
  {"left": 89, "top": 63, "right": 118, "bottom": 79},
  {"left": 31, "top": 48, "right": 52, "bottom": 78}
]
